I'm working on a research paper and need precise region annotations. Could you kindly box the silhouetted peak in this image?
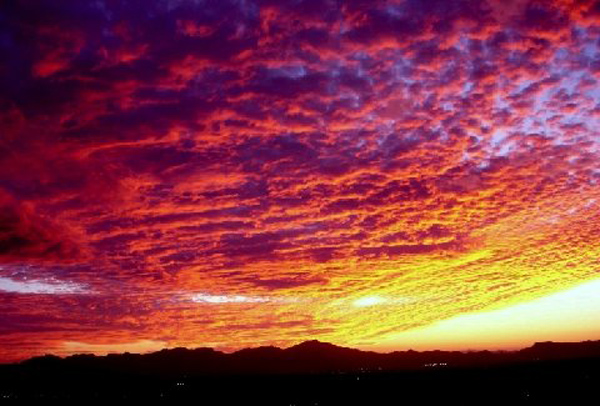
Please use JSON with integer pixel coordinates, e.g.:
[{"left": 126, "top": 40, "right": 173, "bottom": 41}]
[
  {"left": 288, "top": 340, "right": 344, "bottom": 352},
  {"left": 524, "top": 340, "right": 600, "bottom": 350},
  {"left": 529, "top": 341, "right": 559, "bottom": 349},
  {"left": 159, "top": 346, "right": 189, "bottom": 353},
  {"left": 233, "top": 345, "right": 283, "bottom": 357},
  {"left": 520, "top": 340, "right": 600, "bottom": 360},
  {"left": 21, "top": 354, "right": 62, "bottom": 366},
  {"left": 68, "top": 353, "right": 97, "bottom": 360}
]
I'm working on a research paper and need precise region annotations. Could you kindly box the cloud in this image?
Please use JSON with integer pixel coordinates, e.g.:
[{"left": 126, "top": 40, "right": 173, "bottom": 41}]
[
  {"left": 353, "top": 296, "right": 387, "bottom": 307},
  {"left": 0, "top": 276, "right": 89, "bottom": 295},
  {"left": 1, "top": 0, "right": 600, "bottom": 360},
  {"left": 0, "top": 192, "right": 83, "bottom": 263},
  {"left": 190, "top": 293, "right": 299, "bottom": 304}
]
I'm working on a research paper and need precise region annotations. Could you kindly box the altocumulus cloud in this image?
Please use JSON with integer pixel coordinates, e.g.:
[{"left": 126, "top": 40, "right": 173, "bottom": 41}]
[{"left": 1, "top": 0, "right": 600, "bottom": 359}]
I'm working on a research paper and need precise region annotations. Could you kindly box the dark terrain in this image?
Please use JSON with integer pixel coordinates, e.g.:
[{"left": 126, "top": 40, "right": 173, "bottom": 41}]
[{"left": 1, "top": 340, "right": 600, "bottom": 404}]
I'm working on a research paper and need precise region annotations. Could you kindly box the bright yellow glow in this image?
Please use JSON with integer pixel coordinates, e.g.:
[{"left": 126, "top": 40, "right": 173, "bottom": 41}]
[
  {"left": 353, "top": 296, "right": 387, "bottom": 307},
  {"left": 61, "top": 340, "right": 167, "bottom": 355},
  {"left": 365, "top": 278, "right": 600, "bottom": 352}
]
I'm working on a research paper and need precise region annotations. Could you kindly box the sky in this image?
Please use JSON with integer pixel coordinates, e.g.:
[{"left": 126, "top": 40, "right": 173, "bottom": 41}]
[{"left": 1, "top": 0, "right": 600, "bottom": 362}]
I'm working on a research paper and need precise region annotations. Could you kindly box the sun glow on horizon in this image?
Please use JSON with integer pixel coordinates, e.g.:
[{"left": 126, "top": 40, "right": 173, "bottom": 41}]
[{"left": 366, "top": 278, "right": 600, "bottom": 352}]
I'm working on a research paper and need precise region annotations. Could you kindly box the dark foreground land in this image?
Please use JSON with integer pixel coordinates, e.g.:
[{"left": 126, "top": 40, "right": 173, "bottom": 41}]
[{"left": 1, "top": 340, "right": 600, "bottom": 405}]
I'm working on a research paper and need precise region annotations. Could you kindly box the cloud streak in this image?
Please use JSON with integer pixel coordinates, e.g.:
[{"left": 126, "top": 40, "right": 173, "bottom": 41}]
[{"left": 0, "top": 276, "right": 89, "bottom": 295}]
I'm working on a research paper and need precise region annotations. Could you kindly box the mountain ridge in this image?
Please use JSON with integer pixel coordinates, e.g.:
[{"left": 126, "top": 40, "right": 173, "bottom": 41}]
[{"left": 13, "top": 339, "right": 600, "bottom": 374}]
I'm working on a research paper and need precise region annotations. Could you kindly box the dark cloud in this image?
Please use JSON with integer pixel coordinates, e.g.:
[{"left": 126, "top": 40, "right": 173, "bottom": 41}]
[{"left": 0, "top": 191, "right": 82, "bottom": 263}]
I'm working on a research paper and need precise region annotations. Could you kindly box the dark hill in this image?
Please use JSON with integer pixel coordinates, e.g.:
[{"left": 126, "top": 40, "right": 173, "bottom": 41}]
[
  {"left": 3, "top": 340, "right": 600, "bottom": 404},
  {"left": 12, "top": 339, "right": 600, "bottom": 374}
]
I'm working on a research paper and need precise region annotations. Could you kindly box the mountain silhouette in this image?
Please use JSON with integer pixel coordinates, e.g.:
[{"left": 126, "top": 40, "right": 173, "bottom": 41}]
[
  {"left": 12, "top": 339, "right": 600, "bottom": 374},
  {"left": 3, "top": 340, "right": 600, "bottom": 404}
]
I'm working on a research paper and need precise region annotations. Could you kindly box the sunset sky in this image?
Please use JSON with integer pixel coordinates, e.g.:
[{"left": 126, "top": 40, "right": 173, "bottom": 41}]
[{"left": 1, "top": 0, "right": 600, "bottom": 362}]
